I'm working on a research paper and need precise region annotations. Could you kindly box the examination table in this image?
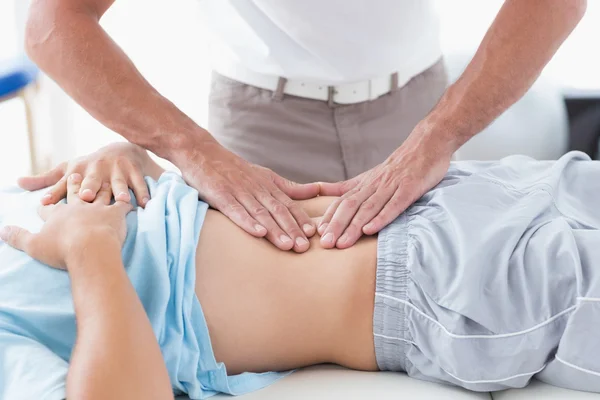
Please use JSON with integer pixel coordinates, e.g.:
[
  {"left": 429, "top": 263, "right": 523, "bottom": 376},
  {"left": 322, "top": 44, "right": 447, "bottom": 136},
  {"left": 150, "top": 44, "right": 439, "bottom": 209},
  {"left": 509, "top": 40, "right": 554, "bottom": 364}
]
[{"left": 173, "top": 364, "right": 599, "bottom": 399}]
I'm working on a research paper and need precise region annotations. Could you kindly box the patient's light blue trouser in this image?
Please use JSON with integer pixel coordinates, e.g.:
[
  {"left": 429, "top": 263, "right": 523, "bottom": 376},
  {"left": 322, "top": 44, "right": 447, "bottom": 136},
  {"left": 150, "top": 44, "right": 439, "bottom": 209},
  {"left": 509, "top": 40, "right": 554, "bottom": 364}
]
[{"left": 373, "top": 151, "right": 600, "bottom": 393}]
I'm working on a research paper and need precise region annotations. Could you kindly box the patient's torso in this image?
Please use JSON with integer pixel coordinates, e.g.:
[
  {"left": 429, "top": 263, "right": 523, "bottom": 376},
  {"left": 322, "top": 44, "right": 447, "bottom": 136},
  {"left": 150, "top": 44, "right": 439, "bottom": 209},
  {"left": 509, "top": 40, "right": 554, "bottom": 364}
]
[
  {"left": 0, "top": 173, "right": 292, "bottom": 399},
  {"left": 195, "top": 208, "right": 379, "bottom": 374}
]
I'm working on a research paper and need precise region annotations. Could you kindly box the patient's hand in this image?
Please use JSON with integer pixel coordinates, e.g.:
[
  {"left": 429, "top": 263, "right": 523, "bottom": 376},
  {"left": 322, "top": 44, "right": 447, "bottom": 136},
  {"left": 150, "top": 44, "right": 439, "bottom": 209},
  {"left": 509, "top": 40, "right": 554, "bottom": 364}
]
[
  {"left": 18, "top": 142, "right": 161, "bottom": 208},
  {"left": 1, "top": 173, "right": 132, "bottom": 270}
]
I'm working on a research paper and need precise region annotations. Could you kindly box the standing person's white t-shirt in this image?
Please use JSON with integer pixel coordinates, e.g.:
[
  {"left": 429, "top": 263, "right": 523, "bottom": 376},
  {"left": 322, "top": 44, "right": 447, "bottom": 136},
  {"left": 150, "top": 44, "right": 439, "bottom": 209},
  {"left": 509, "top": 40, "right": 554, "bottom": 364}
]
[{"left": 198, "top": 0, "right": 442, "bottom": 84}]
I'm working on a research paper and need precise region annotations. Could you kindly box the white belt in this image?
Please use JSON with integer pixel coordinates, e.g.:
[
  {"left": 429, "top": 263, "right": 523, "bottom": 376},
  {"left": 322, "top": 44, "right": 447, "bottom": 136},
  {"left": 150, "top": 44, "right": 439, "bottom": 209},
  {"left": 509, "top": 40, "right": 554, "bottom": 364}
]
[{"left": 214, "top": 63, "right": 414, "bottom": 105}]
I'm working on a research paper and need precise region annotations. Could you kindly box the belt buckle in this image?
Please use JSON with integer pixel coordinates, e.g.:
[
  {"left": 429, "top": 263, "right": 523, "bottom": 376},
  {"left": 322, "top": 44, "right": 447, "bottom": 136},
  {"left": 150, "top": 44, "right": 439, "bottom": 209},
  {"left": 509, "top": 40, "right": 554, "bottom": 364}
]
[
  {"left": 327, "top": 73, "right": 398, "bottom": 106},
  {"left": 327, "top": 82, "right": 371, "bottom": 107},
  {"left": 327, "top": 86, "right": 337, "bottom": 107}
]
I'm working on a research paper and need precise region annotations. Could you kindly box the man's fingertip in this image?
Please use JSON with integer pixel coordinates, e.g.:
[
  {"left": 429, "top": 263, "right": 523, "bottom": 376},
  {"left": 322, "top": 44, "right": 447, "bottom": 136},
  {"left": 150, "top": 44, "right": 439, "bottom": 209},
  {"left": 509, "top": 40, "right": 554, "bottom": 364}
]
[
  {"left": 321, "top": 232, "right": 335, "bottom": 246},
  {"left": 363, "top": 223, "right": 377, "bottom": 234},
  {"left": 302, "top": 223, "right": 315, "bottom": 236},
  {"left": 294, "top": 236, "right": 309, "bottom": 252},
  {"left": 317, "top": 222, "right": 328, "bottom": 235}
]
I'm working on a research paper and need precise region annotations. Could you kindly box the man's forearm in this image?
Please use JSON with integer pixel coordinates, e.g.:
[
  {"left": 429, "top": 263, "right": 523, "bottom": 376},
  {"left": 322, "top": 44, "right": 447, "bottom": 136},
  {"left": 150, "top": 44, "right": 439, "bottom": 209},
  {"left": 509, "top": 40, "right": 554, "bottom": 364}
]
[
  {"left": 26, "top": 0, "right": 211, "bottom": 164},
  {"left": 66, "top": 235, "right": 173, "bottom": 400},
  {"left": 417, "top": 0, "right": 586, "bottom": 151}
]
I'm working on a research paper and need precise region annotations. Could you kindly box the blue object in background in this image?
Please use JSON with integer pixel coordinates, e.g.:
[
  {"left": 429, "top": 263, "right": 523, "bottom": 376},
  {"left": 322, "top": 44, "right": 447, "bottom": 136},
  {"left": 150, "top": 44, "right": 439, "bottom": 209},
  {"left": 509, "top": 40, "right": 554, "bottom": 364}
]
[
  {"left": 0, "top": 55, "right": 42, "bottom": 174},
  {"left": 0, "top": 56, "right": 38, "bottom": 99}
]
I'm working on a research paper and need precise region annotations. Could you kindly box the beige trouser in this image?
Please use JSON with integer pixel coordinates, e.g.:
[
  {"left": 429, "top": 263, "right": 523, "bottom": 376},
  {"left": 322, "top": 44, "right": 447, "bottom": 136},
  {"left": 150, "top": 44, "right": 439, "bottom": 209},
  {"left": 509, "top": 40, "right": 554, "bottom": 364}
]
[{"left": 208, "top": 59, "right": 448, "bottom": 183}]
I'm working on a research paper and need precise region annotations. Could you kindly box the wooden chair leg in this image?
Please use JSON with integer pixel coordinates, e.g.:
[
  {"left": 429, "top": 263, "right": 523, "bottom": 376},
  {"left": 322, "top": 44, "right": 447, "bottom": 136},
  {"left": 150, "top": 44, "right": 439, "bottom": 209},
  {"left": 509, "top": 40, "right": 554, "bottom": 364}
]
[{"left": 20, "top": 86, "right": 40, "bottom": 175}]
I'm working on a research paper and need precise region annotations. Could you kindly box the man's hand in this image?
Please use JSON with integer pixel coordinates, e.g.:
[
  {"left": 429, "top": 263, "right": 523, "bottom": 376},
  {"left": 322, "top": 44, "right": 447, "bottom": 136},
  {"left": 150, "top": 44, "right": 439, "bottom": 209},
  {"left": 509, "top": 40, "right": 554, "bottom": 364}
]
[
  {"left": 316, "top": 0, "right": 587, "bottom": 250},
  {"left": 1, "top": 173, "right": 132, "bottom": 270},
  {"left": 317, "top": 133, "right": 451, "bottom": 249},
  {"left": 179, "top": 142, "right": 319, "bottom": 253},
  {"left": 18, "top": 142, "right": 155, "bottom": 208}
]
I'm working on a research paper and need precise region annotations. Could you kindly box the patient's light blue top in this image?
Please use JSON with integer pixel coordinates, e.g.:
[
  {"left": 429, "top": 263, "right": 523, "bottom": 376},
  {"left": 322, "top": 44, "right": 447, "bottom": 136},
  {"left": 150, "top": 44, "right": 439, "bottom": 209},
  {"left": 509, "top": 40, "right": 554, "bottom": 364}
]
[{"left": 0, "top": 173, "right": 289, "bottom": 400}]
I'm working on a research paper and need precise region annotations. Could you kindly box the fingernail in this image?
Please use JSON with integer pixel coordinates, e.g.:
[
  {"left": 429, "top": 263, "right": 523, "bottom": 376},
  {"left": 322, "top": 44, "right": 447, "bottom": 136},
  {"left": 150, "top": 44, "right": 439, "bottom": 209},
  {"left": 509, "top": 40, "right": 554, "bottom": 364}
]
[
  {"left": 318, "top": 223, "right": 328, "bottom": 235},
  {"left": 254, "top": 224, "right": 266, "bottom": 234},
  {"left": 81, "top": 189, "right": 92, "bottom": 196},
  {"left": 322, "top": 232, "right": 334, "bottom": 244},
  {"left": 69, "top": 173, "right": 81, "bottom": 182},
  {"left": 101, "top": 182, "right": 110, "bottom": 190},
  {"left": 0, "top": 227, "right": 7, "bottom": 241},
  {"left": 295, "top": 237, "right": 308, "bottom": 247},
  {"left": 280, "top": 235, "right": 291, "bottom": 244},
  {"left": 142, "top": 197, "right": 149, "bottom": 205},
  {"left": 364, "top": 223, "right": 374, "bottom": 232},
  {"left": 303, "top": 224, "right": 314, "bottom": 235},
  {"left": 338, "top": 233, "right": 349, "bottom": 245},
  {"left": 42, "top": 194, "right": 51, "bottom": 200},
  {"left": 118, "top": 192, "right": 130, "bottom": 200}
]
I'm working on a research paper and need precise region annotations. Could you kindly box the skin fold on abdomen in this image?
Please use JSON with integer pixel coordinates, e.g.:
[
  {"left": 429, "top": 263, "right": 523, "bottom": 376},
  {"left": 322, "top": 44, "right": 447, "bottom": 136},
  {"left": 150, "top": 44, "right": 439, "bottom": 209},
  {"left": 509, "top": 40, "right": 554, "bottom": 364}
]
[{"left": 194, "top": 206, "right": 379, "bottom": 375}]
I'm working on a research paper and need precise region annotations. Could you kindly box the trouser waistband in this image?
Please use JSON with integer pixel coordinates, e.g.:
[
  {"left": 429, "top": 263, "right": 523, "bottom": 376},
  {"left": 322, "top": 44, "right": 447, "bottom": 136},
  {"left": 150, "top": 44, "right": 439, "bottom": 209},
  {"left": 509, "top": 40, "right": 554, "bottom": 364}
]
[{"left": 373, "top": 213, "right": 410, "bottom": 372}]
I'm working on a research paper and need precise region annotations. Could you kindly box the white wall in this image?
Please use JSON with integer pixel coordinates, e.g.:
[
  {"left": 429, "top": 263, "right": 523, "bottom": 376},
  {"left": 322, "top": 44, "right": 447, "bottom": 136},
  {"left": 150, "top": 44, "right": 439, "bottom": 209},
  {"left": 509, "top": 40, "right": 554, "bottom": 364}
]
[
  {"left": 1, "top": 0, "right": 600, "bottom": 184},
  {"left": 58, "top": 0, "right": 212, "bottom": 158},
  {"left": 435, "top": 0, "right": 600, "bottom": 90},
  {"left": 0, "top": 0, "right": 29, "bottom": 185}
]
